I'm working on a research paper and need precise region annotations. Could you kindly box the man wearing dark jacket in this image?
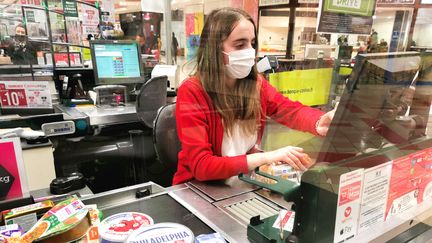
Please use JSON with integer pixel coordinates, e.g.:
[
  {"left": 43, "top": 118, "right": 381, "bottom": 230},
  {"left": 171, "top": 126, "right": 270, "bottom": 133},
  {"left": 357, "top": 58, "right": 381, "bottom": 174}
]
[{"left": 7, "top": 25, "right": 37, "bottom": 65}]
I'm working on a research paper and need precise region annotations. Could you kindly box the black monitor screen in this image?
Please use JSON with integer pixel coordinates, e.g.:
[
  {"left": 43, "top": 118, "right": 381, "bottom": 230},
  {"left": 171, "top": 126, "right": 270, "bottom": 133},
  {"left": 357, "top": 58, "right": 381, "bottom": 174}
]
[
  {"left": 91, "top": 40, "right": 144, "bottom": 85},
  {"left": 316, "top": 52, "right": 432, "bottom": 164},
  {"left": 337, "top": 45, "right": 353, "bottom": 60}
]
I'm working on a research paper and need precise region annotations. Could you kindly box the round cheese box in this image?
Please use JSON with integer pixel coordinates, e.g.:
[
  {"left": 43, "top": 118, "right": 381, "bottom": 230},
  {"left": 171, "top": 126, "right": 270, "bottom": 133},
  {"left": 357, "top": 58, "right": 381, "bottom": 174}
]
[
  {"left": 99, "top": 212, "right": 154, "bottom": 243},
  {"left": 126, "top": 222, "right": 194, "bottom": 243}
]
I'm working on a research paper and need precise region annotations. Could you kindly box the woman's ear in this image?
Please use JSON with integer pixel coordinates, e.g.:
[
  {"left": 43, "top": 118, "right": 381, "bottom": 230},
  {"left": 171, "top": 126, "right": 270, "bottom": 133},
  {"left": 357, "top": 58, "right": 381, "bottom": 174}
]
[{"left": 223, "top": 51, "right": 229, "bottom": 65}]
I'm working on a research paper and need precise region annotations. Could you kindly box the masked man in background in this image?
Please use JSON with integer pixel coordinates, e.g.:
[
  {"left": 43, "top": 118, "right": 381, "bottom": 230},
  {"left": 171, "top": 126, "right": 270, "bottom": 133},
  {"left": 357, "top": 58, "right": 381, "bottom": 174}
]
[{"left": 7, "top": 24, "right": 37, "bottom": 65}]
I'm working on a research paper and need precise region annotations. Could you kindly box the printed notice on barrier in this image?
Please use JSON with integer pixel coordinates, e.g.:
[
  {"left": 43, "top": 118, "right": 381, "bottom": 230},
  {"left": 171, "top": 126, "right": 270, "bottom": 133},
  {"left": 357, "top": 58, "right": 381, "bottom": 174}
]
[
  {"left": 0, "top": 81, "right": 52, "bottom": 109},
  {"left": 409, "top": 148, "right": 432, "bottom": 205},
  {"left": 421, "top": 149, "right": 432, "bottom": 203},
  {"left": 385, "top": 148, "right": 432, "bottom": 220},
  {"left": 358, "top": 162, "right": 392, "bottom": 233},
  {"left": 334, "top": 169, "right": 364, "bottom": 243}
]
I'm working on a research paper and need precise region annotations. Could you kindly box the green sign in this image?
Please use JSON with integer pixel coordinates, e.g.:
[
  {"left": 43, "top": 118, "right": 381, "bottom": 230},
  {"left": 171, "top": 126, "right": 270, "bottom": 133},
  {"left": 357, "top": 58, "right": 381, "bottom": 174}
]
[
  {"left": 62, "top": 0, "right": 78, "bottom": 17},
  {"left": 324, "top": 0, "right": 376, "bottom": 16}
]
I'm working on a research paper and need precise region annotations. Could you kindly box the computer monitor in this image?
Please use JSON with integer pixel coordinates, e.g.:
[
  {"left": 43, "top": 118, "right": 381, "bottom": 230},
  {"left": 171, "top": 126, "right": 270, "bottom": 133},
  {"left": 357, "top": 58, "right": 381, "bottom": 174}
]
[
  {"left": 316, "top": 52, "right": 431, "bottom": 164},
  {"left": 90, "top": 40, "right": 144, "bottom": 85},
  {"left": 304, "top": 44, "right": 332, "bottom": 59}
]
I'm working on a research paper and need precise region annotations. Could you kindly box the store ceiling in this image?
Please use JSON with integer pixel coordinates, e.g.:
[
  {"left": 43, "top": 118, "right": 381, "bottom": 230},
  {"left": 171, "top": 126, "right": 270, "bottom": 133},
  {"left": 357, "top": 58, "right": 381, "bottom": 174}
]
[
  {"left": 113, "top": 0, "right": 140, "bottom": 13},
  {"left": 114, "top": 0, "right": 140, "bottom": 7}
]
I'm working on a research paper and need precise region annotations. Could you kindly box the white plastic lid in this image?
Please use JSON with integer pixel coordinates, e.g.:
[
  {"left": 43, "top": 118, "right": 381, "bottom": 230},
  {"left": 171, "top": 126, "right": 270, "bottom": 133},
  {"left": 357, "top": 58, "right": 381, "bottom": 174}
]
[
  {"left": 126, "top": 222, "right": 194, "bottom": 243},
  {"left": 99, "top": 212, "right": 154, "bottom": 242}
]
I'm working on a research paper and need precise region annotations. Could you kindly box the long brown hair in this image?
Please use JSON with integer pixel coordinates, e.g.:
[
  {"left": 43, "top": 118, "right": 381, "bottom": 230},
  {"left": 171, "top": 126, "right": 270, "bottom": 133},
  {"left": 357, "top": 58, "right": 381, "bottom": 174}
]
[{"left": 196, "top": 7, "right": 261, "bottom": 136}]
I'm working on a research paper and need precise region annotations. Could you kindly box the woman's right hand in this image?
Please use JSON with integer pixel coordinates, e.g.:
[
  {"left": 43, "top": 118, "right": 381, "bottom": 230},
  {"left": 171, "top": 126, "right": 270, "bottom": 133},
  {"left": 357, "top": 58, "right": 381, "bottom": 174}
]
[
  {"left": 246, "top": 146, "right": 310, "bottom": 171},
  {"left": 266, "top": 146, "right": 308, "bottom": 171}
]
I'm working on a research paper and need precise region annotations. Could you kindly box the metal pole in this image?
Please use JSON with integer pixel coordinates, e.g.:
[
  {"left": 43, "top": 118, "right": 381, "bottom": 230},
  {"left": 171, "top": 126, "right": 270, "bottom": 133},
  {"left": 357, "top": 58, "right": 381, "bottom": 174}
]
[
  {"left": 286, "top": 1, "right": 297, "bottom": 59},
  {"left": 42, "top": 0, "right": 56, "bottom": 70},
  {"left": 21, "top": 5, "right": 35, "bottom": 80},
  {"left": 164, "top": 0, "right": 172, "bottom": 65}
]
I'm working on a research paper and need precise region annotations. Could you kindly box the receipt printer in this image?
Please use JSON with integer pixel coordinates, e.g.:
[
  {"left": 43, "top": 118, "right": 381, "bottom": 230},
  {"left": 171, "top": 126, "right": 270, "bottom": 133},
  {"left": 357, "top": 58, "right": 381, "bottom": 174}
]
[
  {"left": 151, "top": 64, "right": 179, "bottom": 91},
  {"left": 94, "top": 85, "right": 127, "bottom": 106},
  {"left": 257, "top": 56, "right": 278, "bottom": 73}
]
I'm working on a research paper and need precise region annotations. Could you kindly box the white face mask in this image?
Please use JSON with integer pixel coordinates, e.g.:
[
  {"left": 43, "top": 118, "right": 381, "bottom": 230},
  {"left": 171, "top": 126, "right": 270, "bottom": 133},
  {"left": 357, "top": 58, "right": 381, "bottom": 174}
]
[{"left": 223, "top": 48, "right": 255, "bottom": 79}]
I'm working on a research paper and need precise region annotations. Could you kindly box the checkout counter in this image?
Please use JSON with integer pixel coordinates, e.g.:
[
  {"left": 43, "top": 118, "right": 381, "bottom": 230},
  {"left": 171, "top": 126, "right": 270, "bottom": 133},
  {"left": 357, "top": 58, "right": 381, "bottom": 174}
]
[
  {"left": 77, "top": 144, "right": 432, "bottom": 243},
  {"left": 2, "top": 154, "right": 431, "bottom": 243},
  {"left": 3, "top": 123, "right": 432, "bottom": 242}
]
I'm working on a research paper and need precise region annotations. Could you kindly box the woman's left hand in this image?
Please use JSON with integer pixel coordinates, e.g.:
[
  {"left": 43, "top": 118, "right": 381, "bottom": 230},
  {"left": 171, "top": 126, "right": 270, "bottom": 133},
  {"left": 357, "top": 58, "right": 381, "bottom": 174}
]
[{"left": 316, "top": 109, "right": 336, "bottom": 136}]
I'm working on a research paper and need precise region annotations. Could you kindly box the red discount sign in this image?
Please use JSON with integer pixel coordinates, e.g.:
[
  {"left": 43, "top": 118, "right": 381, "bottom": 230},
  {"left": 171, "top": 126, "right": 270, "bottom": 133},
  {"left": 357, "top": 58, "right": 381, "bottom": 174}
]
[
  {"left": 0, "top": 89, "right": 28, "bottom": 107},
  {"left": 0, "top": 81, "right": 51, "bottom": 108}
]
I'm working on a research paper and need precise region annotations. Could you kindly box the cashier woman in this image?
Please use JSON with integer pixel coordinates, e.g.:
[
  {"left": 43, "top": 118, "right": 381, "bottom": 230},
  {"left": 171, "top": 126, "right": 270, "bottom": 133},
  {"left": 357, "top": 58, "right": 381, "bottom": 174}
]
[{"left": 172, "top": 8, "right": 334, "bottom": 185}]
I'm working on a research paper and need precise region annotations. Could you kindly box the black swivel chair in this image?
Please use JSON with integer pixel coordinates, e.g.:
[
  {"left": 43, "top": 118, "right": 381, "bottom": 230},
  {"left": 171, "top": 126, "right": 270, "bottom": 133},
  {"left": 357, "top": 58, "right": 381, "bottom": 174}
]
[
  {"left": 132, "top": 75, "right": 168, "bottom": 183},
  {"left": 136, "top": 75, "right": 168, "bottom": 128},
  {"left": 153, "top": 103, "right": 181, "bottom": 174}
]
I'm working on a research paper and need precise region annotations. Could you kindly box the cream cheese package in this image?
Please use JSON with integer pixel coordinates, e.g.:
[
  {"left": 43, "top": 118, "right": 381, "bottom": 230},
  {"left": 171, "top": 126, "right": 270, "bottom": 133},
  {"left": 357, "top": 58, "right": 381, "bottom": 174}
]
[
  {"left": 99, "top": 212, "right": 154, "bottom": 243},
  {"left": 126, "top": 223, "right": 194, "bottom": 243},
  {"left": 256, "top": 163, "right": 299, "bottom": 184}
]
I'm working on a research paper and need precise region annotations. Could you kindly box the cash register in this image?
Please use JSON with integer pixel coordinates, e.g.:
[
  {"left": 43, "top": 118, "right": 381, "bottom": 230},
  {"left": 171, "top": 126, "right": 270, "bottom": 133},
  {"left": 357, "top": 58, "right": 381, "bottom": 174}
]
[
  {"left": 91, "top": 40, "right": 145, "bottom": 88},
  {"left": 66, "top": 40, "right": 147, "bottom": 126},
  {"left": 90, "top": 40, "right": 145, "bottom": 103}
]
